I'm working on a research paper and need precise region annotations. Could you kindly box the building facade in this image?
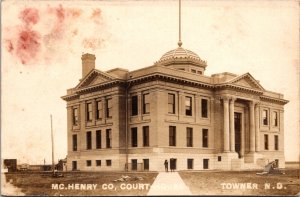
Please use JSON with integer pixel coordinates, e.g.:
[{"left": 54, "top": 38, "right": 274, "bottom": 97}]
[{"left": 62, "top": 47, "right": 288, "bottom": 171}]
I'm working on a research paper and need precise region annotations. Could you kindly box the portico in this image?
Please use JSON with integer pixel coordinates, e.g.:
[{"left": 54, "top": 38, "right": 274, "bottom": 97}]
[{"left": 221, "top": 95, "right": 261, "bottom": 158}]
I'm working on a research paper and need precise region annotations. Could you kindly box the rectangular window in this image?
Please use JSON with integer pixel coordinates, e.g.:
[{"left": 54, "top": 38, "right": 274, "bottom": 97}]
[
  {"left": 169, "top": 126, "right": 176, "bottom": 146},
  {"left": 187, "top": 127, "right": 193, "bottom": 147},
  {"left": 274, "top": 135, "right": 279, "bottom": 150},
  {"left": 72, "top": 108, "right": 78, "bottom": 125},
  {"left": 273, "top": 112, "right": 278, "bottom": 127},
  {"left": 202, "top": 129, "right": 208, "bottom": 148},
  {"left": 203, "top": 159, "right": 209, "bottom": 169},
  {"left": 96, "top": 101, "right": 102, "bottom": 119},
  {"left": 96, "top": 130, "right": 101, "bottom": 149},
  {"left": 86, "top": 103, "right": 92, "bottom": 121},
  {"left": 187, "top": 159, "right": 193, "bottom": 169},
  {"left": 143, "top": 126, "right": 149, "bottom": 147},
  {"left": 86, "top": 131, "right": 92, "bottom": 150},
  {"left": 262, "top": 110, "right": 268, "bottom": 125},
  {"left": 86, "top": 160, "right": 91, "bottom": 167},
  {"left": 168, "top": 93, "right": 175, "bottom": 114},
  {"left": 96, "top": 160, "right": 101, "bottom": 166},
  {"left": 72, "top": 134, "right": 77, "bottom": 151},
  {"left": 131, "top": 159, "right": 137, "bottom": 171},
  {"left": 106, "top": 129, "right": 112, "bottom": 148},
  {"left": 201, "top": 99, "right": 208, "bottom": 118},
  {"left": 218, "top": 156, "right": 222, "bottom": 162},
  {"left": 106, "top": 160, "right": 112, "bottom": 166},
  {"left": 143, "top": 93, "right": 150, "bottom": 114},
  {"left": 131, "top": 95, "right": 138, "bottom": 116},
  {"left": 185, "top": 96, "right": 192, "bottom": 116},
  {"left": 131, "top": 127, "right": 138, "bottom": 147},
  {"left": 264, "top": 134, "right": 269, "bottom": 150},
  {"left": 72, "top": 161, "right": 77, "bottom": 170},
  {"left": 191, "top": 69, "right": 196, "bottom": 73},
  {"left": 106, "top": 99, "right": 112, "bottom": 118},
  {"left": 143, "top": 159, "right": 149, "bottom": 171}
]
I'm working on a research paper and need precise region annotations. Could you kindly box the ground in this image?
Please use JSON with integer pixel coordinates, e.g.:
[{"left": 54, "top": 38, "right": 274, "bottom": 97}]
[
  {"left": 179, "top": 169, "right": 300, "bottom": 195},
  {"left": 2, "top": 170, "right": 300, "bottom": 196},
  {"left": 3, "top": 171, "right": 158, "bottom": 196}
]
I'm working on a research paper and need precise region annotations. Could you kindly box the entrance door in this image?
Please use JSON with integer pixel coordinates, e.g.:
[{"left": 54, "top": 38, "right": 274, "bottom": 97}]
[
  {"left": 170, "top": 158, "right": 177, "bottom": 171},
  {"left": 234, "top": 112, "right": 242, "bottom": 158}
]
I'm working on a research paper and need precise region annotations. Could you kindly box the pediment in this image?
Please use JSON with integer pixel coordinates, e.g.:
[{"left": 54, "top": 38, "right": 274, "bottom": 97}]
[
  {"left": 227, "top": 73, "right": 265, "bottom": 91},
  {"left": 75, "top": 69, "right": 116, "bottom": 89}
]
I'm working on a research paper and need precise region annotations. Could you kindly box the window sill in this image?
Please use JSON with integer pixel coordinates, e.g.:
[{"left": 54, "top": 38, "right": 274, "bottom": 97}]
[{"left": 167, "top": 113, "right": 177, "bottom": 116}]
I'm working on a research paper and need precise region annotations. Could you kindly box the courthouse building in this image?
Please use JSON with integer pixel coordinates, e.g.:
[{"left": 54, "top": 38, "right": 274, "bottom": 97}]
[{"left": 62, "top": 45, "right": 288, "bottom": 171}]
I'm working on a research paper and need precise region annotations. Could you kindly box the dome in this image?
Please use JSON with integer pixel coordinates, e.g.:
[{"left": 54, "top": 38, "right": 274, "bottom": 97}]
[
  {"left": 156, "top": 46, "right": 207, "bottom": 68},
  {"left": 159, "top": 47, "right": 201, "bottom": 62}
]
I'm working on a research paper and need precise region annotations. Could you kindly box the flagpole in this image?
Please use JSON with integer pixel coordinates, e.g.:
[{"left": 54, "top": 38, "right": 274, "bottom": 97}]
[{"left": 178, "top": 0, "right": 182, "bottom": 47}]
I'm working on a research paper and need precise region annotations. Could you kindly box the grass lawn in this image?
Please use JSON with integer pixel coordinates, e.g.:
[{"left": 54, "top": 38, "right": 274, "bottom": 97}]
[
  {"left": 179, "top": 169, "right": 300, "bottom": 195},
  {"left": 4, "top": 171, "right": 158, "bottom": 196}
]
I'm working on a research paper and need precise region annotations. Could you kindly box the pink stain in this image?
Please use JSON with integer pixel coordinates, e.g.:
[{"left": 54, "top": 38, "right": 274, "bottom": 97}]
[
  {"left": 5, "top": 40, "right": 14, "bottom": 53},
  {"left": 91, "top": 8, "right": 102, "bottom": 24},
  {"left": 55, "top": 4, "right": 65, "bottom": 23},
  {"left": 19, "top": 8, "right": 40, "bottom": 26},
  {"left": 16, "top": 28, "right": 41, "bottom": 64},
  {"left": 5, "top": 5, "right": 105, "bottom": 65},
  {"left": 69, "top": 8, "right": 82, "bottom": 18},
  {"left": 82, "top": 37, "right": 103, "bottom": 50}
]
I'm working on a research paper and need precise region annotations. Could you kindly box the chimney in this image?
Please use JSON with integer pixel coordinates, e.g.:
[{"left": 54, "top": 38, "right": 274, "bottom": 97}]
[{"left": 81, "top": 53, "right": 96, "bottom": 78}]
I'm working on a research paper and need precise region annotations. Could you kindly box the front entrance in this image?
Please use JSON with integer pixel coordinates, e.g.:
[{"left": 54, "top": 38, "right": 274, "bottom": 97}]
[{"left": 234, "top": 112, "right": 242, "bottom": 158}]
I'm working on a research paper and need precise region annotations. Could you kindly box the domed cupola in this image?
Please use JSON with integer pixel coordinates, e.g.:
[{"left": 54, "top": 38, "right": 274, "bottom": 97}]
[{"left": 157, "top": 46, "right": 207, "bottom": 67}]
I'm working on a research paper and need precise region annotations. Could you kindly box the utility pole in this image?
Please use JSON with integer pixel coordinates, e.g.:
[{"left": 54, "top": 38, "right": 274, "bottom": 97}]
[{"left": 51, "top": 114, "right": 55, "bottom": 175}]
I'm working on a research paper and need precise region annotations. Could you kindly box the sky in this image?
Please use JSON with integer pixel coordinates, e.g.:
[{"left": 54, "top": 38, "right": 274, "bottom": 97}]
[{"left": 1, "top": 0, "right": 299, "bottom": 164}]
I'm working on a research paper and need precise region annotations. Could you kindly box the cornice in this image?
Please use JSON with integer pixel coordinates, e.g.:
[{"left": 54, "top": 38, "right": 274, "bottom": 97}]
[
  {"left": 76, "top": 79, "right": 126, "bottom": 94},
  {"left": 61, "top": 72, "right": 288, "bottom": 105},
  {"left": 61, "top": 94, "right": 79, "bottom": 101},
  {"left": 260, "top": 95, "right": 289, "bottom": 105},
  {"left": 215, "top": 83, "right": 263, "bottom": 95},
  {"left": 155, "top": 57, "right": 207, "bottom": 68}
]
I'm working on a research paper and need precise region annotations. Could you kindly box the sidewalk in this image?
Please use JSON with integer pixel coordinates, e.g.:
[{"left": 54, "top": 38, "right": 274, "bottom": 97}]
[{"left": 147, "top": 172, "right": 192, "bottom": 196}]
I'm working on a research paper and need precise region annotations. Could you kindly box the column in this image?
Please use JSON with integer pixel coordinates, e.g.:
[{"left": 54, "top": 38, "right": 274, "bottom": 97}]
[
  {"left": 240, "top": 113, "right": 245, "bottom": 157},
  {"left": 229, "top": 97, "right": 236, "bottom": 152},
  {"left": 255, "top": 102, "right": 260, "bottom": 152},
  {"left": 92, "top": 99, "right": 96, "bottom": 125},
  {"left": 178, "top": 92, "right": 185, "bottom": 120},
  {"left": 137, "top": 92, "right": 142, "bottom": 121},
  {"left": 102, "top": 97, "right": 106, "bottom": 124},
  {"left": 249, "top": 101, "right": 255, "bottom": 152},
  {"left": 223, "top": 97, "right": 230, "bottom": 152},
  {"left": 195, "top": 95, "right": 200, "bottom": 123}
]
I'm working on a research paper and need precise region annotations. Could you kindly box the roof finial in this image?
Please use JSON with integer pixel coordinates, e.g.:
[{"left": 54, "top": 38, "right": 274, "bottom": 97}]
[{"left": 178, "top": 0, "right": 182, "bottom": 47}]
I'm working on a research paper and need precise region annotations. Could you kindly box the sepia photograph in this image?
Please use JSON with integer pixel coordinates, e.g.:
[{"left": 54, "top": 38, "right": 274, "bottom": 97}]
[{"left": 1, "top": 0, "right": 300, "bottom": 196}]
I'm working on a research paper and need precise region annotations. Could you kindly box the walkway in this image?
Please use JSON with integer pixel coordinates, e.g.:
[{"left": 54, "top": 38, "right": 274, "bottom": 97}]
[{"left": 147, "top": 172, "right": 192, "bottom": 196}]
